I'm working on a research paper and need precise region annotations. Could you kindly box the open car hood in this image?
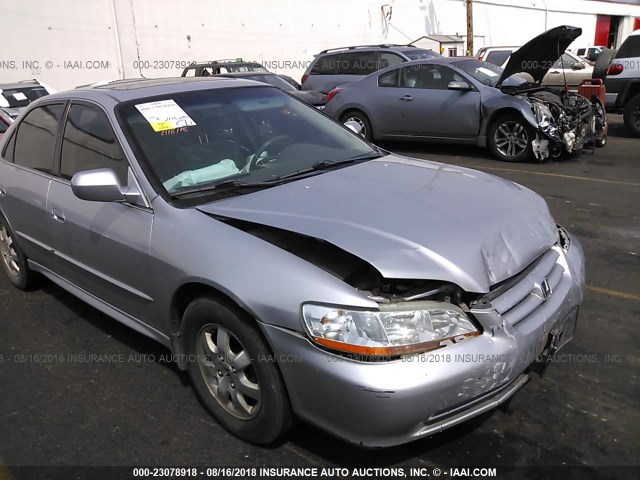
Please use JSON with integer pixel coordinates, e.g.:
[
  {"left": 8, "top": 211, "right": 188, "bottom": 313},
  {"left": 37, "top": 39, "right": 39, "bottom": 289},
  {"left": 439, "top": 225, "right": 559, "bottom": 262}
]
[
  {"left": 196, "top": 156, "right": 559, "bottom": 293},
  {"left": 496, "top": 25, "right": 582, "bottom": 87}
]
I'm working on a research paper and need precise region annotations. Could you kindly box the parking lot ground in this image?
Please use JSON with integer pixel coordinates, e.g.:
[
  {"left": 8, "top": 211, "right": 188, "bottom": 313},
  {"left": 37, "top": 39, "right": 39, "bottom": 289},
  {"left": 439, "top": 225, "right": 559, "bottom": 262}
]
[{"left": 0, "top": 116, "right": 638, "bottom": 476}]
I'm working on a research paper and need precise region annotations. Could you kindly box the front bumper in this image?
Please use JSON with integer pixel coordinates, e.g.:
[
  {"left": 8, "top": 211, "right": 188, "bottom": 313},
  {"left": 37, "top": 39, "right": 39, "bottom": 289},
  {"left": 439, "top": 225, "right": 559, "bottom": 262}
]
[{"left": 261, "top": 237, "right": 585, "bottom": 448}]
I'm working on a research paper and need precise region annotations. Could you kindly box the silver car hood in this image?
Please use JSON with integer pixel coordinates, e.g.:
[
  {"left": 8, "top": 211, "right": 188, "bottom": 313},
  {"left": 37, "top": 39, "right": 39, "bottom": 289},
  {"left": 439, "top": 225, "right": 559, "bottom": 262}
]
[{"left": 197, "top": 155, "right": 558, "bottom": 293}]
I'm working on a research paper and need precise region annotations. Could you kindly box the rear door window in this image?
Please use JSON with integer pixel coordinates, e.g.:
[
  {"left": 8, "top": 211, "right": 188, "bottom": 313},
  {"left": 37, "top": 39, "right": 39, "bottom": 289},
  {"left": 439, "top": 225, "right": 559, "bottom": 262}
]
[
  {"left": 311, "top": 53, "right": 342, "bottom": 75},
  {"left": 378, "top": 69, "right": 400, "bottom": 87},
  {"left": 337, "top": 51, "right": 379, "bottom": 75},
  {"left": 485, "top": 50, "right": 512, "bottom": 66},
  {"left": 13, "top": 103, "right": 65, "bottom": 174},
  {"left": 60, "top": 104, "right": 128, "bottom": 184}
]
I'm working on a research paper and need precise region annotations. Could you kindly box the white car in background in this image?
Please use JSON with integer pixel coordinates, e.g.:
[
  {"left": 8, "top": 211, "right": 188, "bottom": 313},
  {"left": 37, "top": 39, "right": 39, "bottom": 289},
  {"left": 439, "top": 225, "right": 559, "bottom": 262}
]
[{"left": 478, "top": 47, "right": 593, "bottom": 90}]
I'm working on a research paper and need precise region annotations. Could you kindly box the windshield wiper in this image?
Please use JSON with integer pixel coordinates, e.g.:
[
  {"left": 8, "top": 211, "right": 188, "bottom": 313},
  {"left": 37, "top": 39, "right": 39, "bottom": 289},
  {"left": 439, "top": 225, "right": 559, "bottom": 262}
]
[
  {"left": 171, "top": 179, "right": 280, "bottom": 197},
  {"left": 275, "top": 152, "right": 386, "bottom": 181}
]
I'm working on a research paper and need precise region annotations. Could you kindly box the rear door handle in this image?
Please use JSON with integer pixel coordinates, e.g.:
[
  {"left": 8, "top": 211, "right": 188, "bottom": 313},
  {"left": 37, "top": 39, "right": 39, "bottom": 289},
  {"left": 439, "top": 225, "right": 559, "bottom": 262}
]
[
  {"left": 51, "top": 209, "right": 65, "bottom": 223},
  {"left": 399, "top": 95, "right": 414, "bottom": 102}
]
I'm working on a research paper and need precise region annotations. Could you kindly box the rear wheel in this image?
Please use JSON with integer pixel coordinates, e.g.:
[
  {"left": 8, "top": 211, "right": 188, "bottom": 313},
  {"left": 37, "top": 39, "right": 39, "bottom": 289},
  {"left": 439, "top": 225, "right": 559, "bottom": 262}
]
[
  {"left": 340, "top": 110, "right": 372, "bottom": 141},
  {"left": 0, "top": 213, "right": 34, "bottom": 290},
  {"left": 488, "top": 114, "right": 535, "bottom": 162},
  {"left": 623, "top": 93, "right": 640, "bottom": 137},
  {"left": 183, "top": 297, "right": 292, "bottom": 445}
]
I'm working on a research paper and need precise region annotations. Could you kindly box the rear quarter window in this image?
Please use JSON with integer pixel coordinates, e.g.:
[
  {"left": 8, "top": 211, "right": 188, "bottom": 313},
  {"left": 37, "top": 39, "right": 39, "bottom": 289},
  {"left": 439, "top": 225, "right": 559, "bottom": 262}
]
[
  {"left": 485, "top": 50, "right": 512, "bottom": 66},
  {"left": 616, "top": 36, "right": 640, "bottom": 59}
]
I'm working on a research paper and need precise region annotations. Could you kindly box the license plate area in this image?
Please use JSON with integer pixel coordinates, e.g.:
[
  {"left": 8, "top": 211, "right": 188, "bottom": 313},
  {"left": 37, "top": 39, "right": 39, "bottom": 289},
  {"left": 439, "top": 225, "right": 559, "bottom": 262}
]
[{"left": 532, "top": 307, "right": 579, "bottom": 375}]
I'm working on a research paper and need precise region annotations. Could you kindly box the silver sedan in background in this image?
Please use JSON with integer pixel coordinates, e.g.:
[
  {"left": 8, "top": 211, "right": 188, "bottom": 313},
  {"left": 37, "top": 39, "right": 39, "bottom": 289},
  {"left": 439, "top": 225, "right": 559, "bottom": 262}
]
[{"left": 324, "top": 25, "right": 607, "bottom": 162}]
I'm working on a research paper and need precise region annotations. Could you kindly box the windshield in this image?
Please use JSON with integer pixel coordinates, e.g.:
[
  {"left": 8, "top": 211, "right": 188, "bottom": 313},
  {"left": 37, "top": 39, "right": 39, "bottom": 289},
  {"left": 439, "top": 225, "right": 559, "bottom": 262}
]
[
  {"left": 402, "top": 49, "right": 439, "bottom": 61},
  {"left": 455, "top": 59, "right": 525, "bottom": 87},
  {"left": 117, "top": 86, "right": 378, "bottom": 197},
  {"left": 242, "top": 74, "right": 296, "bottom": 91},
  {"left": 0, "top": 86, "right": 49, "bottom": 108}
]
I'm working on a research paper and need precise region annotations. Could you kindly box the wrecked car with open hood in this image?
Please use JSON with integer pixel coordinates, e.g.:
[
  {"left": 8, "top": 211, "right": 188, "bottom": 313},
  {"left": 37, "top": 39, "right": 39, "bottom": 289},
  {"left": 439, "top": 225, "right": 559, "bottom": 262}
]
[
  {"left": 323, "top": 25, "right": 606, "bottom": 162},
  {"left": 0, "top": 77, "right": 585, "bottom": 447},
  {"left": 495, "top": 25, "right": 608, "bottom": 159}
]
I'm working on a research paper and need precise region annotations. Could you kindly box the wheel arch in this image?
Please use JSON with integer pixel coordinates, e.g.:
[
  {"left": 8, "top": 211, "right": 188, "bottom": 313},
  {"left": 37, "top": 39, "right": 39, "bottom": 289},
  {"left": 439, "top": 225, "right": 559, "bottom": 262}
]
[
  {"left": 483, "top": 106, "right": 538, "bottom": 136},
  {"left": 169, "top": 281, "right": 279, "bottom": 370}
]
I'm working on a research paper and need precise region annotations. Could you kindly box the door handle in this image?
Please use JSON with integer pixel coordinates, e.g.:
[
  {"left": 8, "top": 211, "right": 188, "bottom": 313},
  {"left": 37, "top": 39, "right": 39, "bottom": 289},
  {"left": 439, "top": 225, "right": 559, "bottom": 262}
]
[
  {"left": 0, "top": 185, "right": 6, "bottom": 197},
  {"left": 399, "top": 95, "right": 414, "bottom": 102},
  {"left": 550, "top": 71, "right": 561, "bottom": 74},
  {"left": 51, "top": 209, "right": 65, "bottom": 223}
]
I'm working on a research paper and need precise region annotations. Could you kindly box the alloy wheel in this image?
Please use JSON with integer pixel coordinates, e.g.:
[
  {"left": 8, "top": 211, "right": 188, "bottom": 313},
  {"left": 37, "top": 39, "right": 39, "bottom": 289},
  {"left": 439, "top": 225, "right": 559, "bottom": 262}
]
[
  {"left": 494, "top": 121, "right": 529, "bottom": 157},
  {"left": 196, "top": 324, "right": 262, "bottom": 419},
  {"left": 345, "top": 116, "right": 367, "bottom": 138},
  {"left": 0, "top": 221, "right": 20, "bottom": 277}
]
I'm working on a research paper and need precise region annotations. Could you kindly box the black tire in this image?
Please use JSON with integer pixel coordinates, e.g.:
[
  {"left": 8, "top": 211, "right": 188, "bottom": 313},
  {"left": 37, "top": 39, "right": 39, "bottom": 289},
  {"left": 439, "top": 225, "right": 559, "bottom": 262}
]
[
  {"left": 0, "top": 212, "right": 34, "bottom": 290},
  {"left": 488, "top": 113, "right": 535, "bottom": 162},
  {"left": 623, "top": 93, "right": 640, "bottom": 138},
  {"left": 340, "top": 110, "right": 373, "bottom": 141},
  {"left": 183, "top": 296, "right": 292, "bottom": 445},
  {"left": 595, "top": 135, "right": 607, "bottom": 148}
]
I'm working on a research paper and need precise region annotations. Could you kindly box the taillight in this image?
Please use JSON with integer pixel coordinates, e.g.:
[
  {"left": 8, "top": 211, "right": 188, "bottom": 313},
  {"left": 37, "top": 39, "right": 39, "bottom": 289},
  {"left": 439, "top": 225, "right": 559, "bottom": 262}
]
[
  {"left": 301, "top": 74, "right": 309, "bottom": 85},
  {"left": 607, "top": 63, "right": 624, "bottom": 75},
  {"left": 325, "top": 88, "right": 342, "bottom": 103}
]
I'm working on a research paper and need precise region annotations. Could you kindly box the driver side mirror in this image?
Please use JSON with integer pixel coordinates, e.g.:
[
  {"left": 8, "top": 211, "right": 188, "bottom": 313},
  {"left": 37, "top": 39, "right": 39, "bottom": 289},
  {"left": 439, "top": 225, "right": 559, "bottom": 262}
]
[
  {"left": 71, "top": 168, "right": 140, "bottom": 203},
  {"left": 344, "top": 120, "right": 364, "bottom": 136},
  {"left": 448, "top": 80, "right": 472, "bottom": 91}
]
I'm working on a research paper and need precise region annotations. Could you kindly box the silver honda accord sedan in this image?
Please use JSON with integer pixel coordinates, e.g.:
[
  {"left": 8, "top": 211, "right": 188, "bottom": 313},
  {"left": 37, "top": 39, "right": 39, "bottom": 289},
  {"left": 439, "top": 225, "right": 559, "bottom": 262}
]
[{"left": 0, "top": 77, "right": 584, "bottom": 447}]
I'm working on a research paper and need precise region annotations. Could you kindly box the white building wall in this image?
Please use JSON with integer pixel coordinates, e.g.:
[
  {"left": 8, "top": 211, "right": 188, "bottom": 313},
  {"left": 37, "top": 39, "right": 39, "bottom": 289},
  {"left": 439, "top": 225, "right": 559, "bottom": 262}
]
[{"left": 1, "top": 0, "right": 639, "bottom": 91}]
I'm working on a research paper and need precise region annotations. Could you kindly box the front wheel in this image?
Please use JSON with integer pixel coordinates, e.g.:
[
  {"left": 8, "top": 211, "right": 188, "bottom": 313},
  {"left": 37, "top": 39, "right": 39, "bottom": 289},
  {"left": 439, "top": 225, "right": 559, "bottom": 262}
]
[
  {"left": 623, "top": 93, "right": 640, "bottom": 137},
  {"left": 488, "top": 114, "right": 535, "bottom": 162},
  {"left": 0, "top": 213, "right": 34, "bottom": 290},
  {"left": 183, "top": 297, "right": 292, "bottom": 445}
]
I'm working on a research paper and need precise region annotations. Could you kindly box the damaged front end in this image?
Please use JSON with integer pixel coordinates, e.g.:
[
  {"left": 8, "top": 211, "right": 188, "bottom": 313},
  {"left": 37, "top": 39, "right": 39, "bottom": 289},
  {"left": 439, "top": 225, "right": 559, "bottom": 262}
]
[{"left": 525, "top": 90, "right": 606, "bottom": 161}]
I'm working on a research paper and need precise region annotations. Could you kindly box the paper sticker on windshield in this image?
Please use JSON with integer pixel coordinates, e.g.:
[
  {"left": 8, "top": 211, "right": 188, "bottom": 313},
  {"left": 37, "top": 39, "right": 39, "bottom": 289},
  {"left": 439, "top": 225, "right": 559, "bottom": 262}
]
[
  {"left": 12, "top": 92, "right": 28, "bottom": 101},
  {"left": 134, "top": 99, "right": 196, "bottom": 132},
  {"left": 477, "top": 67, "right": 498, "bottom": 77}
]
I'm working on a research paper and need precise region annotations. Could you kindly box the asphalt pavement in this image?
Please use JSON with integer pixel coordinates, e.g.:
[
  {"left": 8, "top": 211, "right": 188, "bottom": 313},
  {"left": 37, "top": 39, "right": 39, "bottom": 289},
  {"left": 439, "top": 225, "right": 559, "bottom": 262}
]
[{"left": 0, "top": 115, "right": 638, "bottom": 477}]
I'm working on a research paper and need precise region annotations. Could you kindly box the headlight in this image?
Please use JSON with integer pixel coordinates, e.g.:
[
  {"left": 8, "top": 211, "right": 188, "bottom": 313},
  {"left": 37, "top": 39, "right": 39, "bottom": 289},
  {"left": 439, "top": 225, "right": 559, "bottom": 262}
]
[
  {"left": 533, "top": 101, "right": 553, "bottom": 124},
  {"left": 302, "top": 302, "right": 480, "bottom": 357}
]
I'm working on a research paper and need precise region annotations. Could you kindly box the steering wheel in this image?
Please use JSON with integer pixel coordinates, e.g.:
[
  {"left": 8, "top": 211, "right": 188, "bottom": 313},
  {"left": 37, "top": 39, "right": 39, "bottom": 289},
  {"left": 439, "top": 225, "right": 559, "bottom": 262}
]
[{"left": 248, "top": 135, "right": 294, "bottom": 171}]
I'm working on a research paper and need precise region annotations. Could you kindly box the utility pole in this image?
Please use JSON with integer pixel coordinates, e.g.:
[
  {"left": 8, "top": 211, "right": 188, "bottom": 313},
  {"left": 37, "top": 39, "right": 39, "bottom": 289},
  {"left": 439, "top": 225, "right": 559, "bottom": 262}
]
[{"left": 466, "top": 0, "right": 474, "bottom": 56}]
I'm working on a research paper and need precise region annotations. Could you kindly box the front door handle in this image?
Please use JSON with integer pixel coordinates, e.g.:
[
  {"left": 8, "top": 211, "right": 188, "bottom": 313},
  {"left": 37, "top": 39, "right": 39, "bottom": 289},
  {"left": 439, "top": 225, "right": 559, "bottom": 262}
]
[
  {"left": 51, "top": 209, "right": 65, "bottom": 223},
  {"left": 549, "top": 71, "right": 561, "bottom": 75},
  {"left": 399, "top": 95, "right": 414, "bottom": 102}
]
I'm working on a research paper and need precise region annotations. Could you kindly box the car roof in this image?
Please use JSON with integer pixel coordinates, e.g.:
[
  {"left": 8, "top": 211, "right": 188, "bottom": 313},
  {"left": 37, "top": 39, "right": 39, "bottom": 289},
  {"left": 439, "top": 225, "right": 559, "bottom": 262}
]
[
  {"left": 44, "top": 77, "right": 268, "bottom": 103},
  {"left": 215, "top": 72, "right": 277, "bottom": 78},
  {"left": 318, "top": 44, "right": 421, "bottom": 55},
  {"left": 0, "top": 80, "right": 44, "bottom": 90}
]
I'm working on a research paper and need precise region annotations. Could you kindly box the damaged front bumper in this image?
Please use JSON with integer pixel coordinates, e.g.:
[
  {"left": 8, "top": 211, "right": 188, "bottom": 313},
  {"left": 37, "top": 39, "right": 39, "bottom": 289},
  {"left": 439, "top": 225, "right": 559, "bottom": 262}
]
[{"left": 260, "top": 233, "right": 585, "bottom": 448}]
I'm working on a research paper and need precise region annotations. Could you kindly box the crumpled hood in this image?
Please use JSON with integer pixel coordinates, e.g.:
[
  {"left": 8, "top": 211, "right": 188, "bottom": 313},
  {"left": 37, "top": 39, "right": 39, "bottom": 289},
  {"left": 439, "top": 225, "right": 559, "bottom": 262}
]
[
  {"left": 497, "top": 25, "right": 582, "bottom": 87},
  {"left": 197, "top": 155, "right": 559, "bottom": 293}
]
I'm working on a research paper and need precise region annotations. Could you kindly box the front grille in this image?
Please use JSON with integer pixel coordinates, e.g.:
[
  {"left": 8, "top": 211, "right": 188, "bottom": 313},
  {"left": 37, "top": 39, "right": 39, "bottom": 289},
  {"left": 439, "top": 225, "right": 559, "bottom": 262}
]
[{"left": 487, "top": 248, "right": 565, "bottom": 326}]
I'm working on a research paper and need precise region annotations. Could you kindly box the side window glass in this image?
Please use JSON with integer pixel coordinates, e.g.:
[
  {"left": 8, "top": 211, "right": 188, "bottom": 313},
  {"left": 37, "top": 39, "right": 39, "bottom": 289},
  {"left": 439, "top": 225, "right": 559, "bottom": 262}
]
[
  {"left": 61, "top": 104, "right": 128, "bottom": 184},
  {"left": 401, "top": 65, "right": 461, "bottom": 90},
  {"left": 311, "top": 54, "right": 340, "bottom": 75},
  {"left": 339, "top": 51, "right": 378, "bottom": 75},
  {"left": 485, "top": 50, "right": 512, "bottom": 66},
  {"left": 554, "top": 54, "right": 576, "bottom": 69},
  {"left": 380, "top": 52, "right": 404, "bottom": 69},
  {"left": 13, "top": 104, "right": 65, "bottom": 174},
  {"left": 378, "top": 69, "right": 400, "bottom": 87}
]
